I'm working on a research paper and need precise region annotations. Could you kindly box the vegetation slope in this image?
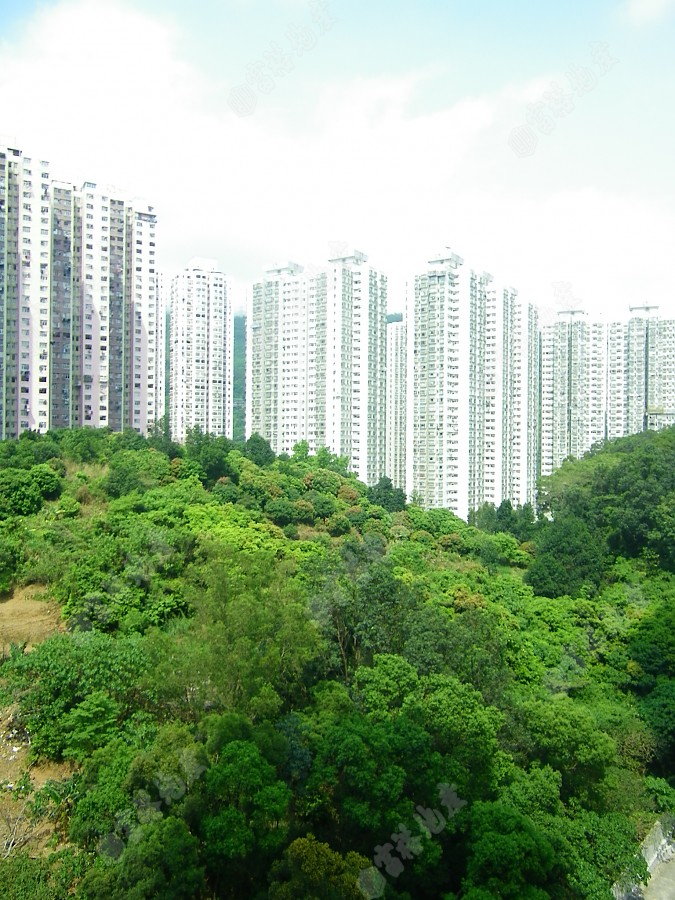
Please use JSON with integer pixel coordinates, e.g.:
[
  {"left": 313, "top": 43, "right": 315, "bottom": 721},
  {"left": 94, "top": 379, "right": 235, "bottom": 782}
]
[{"left": 0, "top": 425, "right": 673, "bottom": 899}]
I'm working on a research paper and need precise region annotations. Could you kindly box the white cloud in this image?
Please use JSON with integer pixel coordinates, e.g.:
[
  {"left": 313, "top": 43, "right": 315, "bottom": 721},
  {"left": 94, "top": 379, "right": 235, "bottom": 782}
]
[
  {"left": 621, "top": 0, "right": 675, "bottom": 24},
  {"left": 1, "top": 0, "right": 673, "bottom": 322}
]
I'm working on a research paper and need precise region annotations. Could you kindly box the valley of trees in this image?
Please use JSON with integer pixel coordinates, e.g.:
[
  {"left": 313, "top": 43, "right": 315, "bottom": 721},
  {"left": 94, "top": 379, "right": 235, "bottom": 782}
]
[{"left": 0, "top": 424, "right": 673, "bottom": 898}]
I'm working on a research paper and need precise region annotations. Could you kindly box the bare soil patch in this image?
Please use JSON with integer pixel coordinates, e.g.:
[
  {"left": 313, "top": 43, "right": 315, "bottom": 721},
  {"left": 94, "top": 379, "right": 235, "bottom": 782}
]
[
  {"left": 0, "top": 708, "right": 74, "bottom": 857},
  {"left": 0, "top": 585, "right": 64, "bottom": 656}
]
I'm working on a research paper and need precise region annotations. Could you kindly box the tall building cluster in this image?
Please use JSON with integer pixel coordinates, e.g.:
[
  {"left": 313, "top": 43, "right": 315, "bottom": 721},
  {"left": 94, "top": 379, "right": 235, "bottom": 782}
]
[
  {"left": 607, "top": 311, "right": 675, "bottom": 438},
  {"left": 407, "top": 253, "right": 539, "bottom": 514},
  {"left": 0, "top": 144, "right": 162, "bottom": 437},
  {"left": 245, "top": 249, "right": 675, "bottom": 518},
  {"left": 2, "top": 142, "right": 674, "bottom": 518}
]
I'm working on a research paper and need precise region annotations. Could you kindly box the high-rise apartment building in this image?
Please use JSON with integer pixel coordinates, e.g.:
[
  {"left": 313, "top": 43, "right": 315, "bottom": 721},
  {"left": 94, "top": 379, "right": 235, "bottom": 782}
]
[
  {"left": 168, "top": 259, "right": 233, "bottom": 443},
  {"left": 468, "top": 271, "right": 499, "bottom": 511},
  {"left": 540, "top": 311, "right": 606, "bottom": 477},
  {"left": 385, "top": 317, "right": 406, "bottom": 491},
  {"left": 409, "top": 253, "right": 471, "bottom": 513},
  {"left": 606, "top": 319, "right": 628, "bottom": 441},
  {"left": 409, "top": 253, "right": 538, "bottom": 515},
  {"left": 647, "top": 317, "right": 675, "bottom": 430},
  {"left": 607, "top": 308, "right": 675, "bottom": 438},
  {"left": 501, "top": 290, "right": 540, "bottom": 507},
  {"left": 0, "top": 143, "right": 163, "bottom": 437},
  {"left": 76, "top": 181, "right": 161, "bottom": 433},
  {"left": 0, "top": 147, "right": 52, "bottom": 437},
  {"left": 248, "top": 262, "right": 304, "bottom": 454},
  {"left": 247, "top": 251, "right": 387, "bottom": 485}
]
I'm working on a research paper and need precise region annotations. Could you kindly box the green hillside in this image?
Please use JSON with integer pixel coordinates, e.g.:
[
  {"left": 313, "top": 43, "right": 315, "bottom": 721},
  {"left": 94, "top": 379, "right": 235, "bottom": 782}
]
[{"left": 0, "top": 426, "right": 673, "bottom": 898}]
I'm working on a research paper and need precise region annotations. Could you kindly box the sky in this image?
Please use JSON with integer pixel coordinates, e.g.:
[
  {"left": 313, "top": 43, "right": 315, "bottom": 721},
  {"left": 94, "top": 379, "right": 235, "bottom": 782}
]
[{"left": 0, "top": 0, "right": 674, "bottom": 320}]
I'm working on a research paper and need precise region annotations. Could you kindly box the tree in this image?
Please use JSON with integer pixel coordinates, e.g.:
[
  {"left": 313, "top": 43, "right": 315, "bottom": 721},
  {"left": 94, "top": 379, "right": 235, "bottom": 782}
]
[
  {"left": 60, "top": 691, "right": 122, "bottom": 762},
  {"left": 460, "top": 802, "right": 556, "bottom": 898},
  {"left": 265, "top": 498, "right": 297, "bottom": 527},
  {"left": 469, "top": 502, "right": 498, "bottom": 533},
  {"left": 183, "top": 428, "right": 235, "bottom": 484},
  {"left": 146, "top": 416, "right": 183, "bottom": 459},
  {"left": 6, "top": 632, "right": 149, "bottom": 760},
  {"left": 509, "top": 696, "right": 617, "bottom": 801},
  {"left": 354, "top": 560, "right": 421, "bottom": 657},
  {"left": 0, "top": 523, "right": 24, "bottom": 596},
  {"left": 304, "top": 468, "right": 342, "bottom": 496},
  {"left": 495, "top": 499, "right": 518, "bottom": 535},
  {"left": 525, "top": 515, "right": 606, "bottom": 598},
  {"left": 438, "top": 607, "right": 513, "bottom": 705},
  {"left": 244, "top": 434, "right": 276, "bottom": 468},
  {"left": 326, "top": 514, "right": 351, "bottom": 536},
  {"left": 306, "top": 491, "right": 336, "bottom": 522},
  {"left": 314, "top": 446, "right": 350, "bottom": 476},
  {"left": 29, "top": 463, "right": 62, "bottom": 500},
  {"left": 640, "top": 679, "right": 675, "bottom": 769},
  {"left": 292, "top": 440, "right": 309, "bottom": 461},
  {"left": 366, "top": 476, "right": 407, "bottom": 512},
  {"left": 269, "top": 835, "right": 370, "bottom": 900},
  {"left": 201, "top": 740, "right": 291, "bottom": 894},
  {"left": 0, "top": 469, "right": 43, "bottom": 518},
  {"left": 81, "top": 816, "right": 205, "bottom": 899}
]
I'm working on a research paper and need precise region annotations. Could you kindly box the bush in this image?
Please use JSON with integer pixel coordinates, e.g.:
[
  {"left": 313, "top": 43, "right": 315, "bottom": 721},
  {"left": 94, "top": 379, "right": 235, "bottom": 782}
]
[
  {"left": 326, "top": 514, "right": 351, "bottom": 536},
  {"left": 265, "top": 499, "right": 297, "bottom": 527},
  {"left": 212, "top": 479, "right": 239, "bottom": 504},
  {"left": 0, "top": 469, "right": 43, "bottom": 518},
  {"left": 293, "top": 499, "right": 315, "bottom": 524},
  {"left": 30, "top": 463, "right": 62, "bottom": 500},
  {"left": 56, "top": 495, "right": 81, "bottom": 519},
  {"left": 345, "top": 506, "right": 367, "bottom": 528}
]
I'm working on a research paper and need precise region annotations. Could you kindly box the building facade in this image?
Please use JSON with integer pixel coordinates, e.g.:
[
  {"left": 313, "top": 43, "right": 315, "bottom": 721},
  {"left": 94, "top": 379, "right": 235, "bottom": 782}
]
[
  {"left": 409, "top": 253, "right": 471, "bottom": 513},
  {"left": 0, "top": 143, "right": 163, "bottom": 438},
  {"left": 409, "top": 253, "right": 538, "bottom": 515},
  {"left": 501, "top": 290, "right": 540, "bottom": 507},
  {"left": 168, "top": 259, "right": 233, "bottom": 443},
  {"left": 540, "top": 311, "right": 607, "bottom": 477},
  {"left": 607, "top": 309, "right": 675, "bottom": 438},
  {"left": 385, "top": 318, "right": 407, "bottom": 491},
  {"left": 0, "top": 147, "right": 52, "bottom": 437},
  {"left": 247, "top": 252, "right": 387, "bottom": 485}
]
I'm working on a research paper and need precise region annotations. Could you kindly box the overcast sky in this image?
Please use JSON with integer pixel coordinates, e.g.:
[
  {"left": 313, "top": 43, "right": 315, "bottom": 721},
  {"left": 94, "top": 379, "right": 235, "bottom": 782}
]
[{"left": 1, "top": 0, "right": 674, "bottom": 320}]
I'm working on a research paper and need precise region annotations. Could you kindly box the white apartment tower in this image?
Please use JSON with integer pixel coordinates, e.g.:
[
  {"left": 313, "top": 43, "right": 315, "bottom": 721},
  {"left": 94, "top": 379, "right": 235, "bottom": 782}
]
[
  {"left": 0, "top": 147, "right": 52, "bottom": 437},
  {"left": 501, "top": 291, "right": 540, "bottom": 507},
  {"left": 647, "top": 317, "right": 675, "bottom": 430},
  {"left": 0, "top": 143, "right": 162, "bottom": 437},
  {"left": 169, "top": 260, "right": 233, "bottom": 443},
  {"left": 385, "top": 318, "right": 407, "bottom": 491},
  {"left": 606, "top": 319, "right": 628, "bottom": 441},
  {"left": 409, "top": 253, "right": 471, "bottom": 514},
  {"left": 76, "top": 182, "right": 161, "bottom": 434},
  {"left": 468, "top": 271, "right": 501, "bottom": 512},
  {"left": 540, "top": 310, "right": 606, "bottom": 476},
  {"left": 525, "top": 303, "right": 541, "bottom": 503},
  {"left": 607, "top": 308, "right": 675, "bottom": 438},
  {"left": 247, "top": 252, "right": 387, "bottom": 485},
  {"left": 330, "top": 252, "right": 387, "bottom": 484},
  {"left": 247, "top": 262, "right": 305, "bottom": 453},
  {"left": 410, "top": 253, "right": 538, "bottom": 516}
]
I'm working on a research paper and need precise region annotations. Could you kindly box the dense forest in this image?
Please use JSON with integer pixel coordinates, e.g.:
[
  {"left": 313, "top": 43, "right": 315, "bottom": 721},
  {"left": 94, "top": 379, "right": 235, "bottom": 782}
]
[{"left": 0, "top": 425, "right": 673, "bottom": 898}]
